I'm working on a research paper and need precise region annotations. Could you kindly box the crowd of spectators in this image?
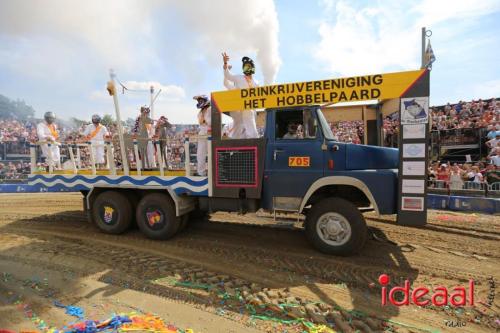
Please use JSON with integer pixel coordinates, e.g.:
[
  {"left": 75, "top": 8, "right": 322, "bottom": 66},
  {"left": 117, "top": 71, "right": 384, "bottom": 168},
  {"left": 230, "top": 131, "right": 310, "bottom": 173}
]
[
  {"left": 0, "top": 119, "right": 36, "bottom": 143},
  {"left": 329, "top": 120, "right": 364, "bottom": 144},
  {"left": 430, "top": 98, "right": 499, "bottom": 131},
  {"left": 428, "top": 161, "right": 499, "bottom": 190},
  {"left": 0, "top": 161, "right": 31, "bottom": 181},
  {"left": 382, "top": 116, "right": 399, "bottom": 148},
  {"left": 0, "top": 97, "right": 499, "bottom": 183}
]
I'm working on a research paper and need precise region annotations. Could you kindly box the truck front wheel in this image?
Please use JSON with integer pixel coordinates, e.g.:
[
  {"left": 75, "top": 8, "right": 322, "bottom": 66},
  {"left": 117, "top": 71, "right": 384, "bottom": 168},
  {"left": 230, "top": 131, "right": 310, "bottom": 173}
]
[
  {"left": 136, "top": 193, "right": 180, "bottom": 240},
  {"left": 305, "top": 198, "right": 367, "bottom": 256}
]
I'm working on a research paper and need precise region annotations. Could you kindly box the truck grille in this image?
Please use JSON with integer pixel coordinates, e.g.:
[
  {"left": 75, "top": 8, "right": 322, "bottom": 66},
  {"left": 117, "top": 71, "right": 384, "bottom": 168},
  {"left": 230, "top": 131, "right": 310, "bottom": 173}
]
[{"left": 215, "top": 147, "right": 257, "bottom": 187}]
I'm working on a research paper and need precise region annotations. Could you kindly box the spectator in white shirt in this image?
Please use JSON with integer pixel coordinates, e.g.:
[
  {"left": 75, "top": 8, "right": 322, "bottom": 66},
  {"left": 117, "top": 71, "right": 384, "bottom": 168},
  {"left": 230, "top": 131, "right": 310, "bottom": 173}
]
[
  {"left": 490, "top": 151, "right": 500, "bottom": 167},
  {"left": 486, "top": 133, "right": 500, "bottom": 150},
  {"left": 467, "top": 166, "right": 483, "bottom": 183}
]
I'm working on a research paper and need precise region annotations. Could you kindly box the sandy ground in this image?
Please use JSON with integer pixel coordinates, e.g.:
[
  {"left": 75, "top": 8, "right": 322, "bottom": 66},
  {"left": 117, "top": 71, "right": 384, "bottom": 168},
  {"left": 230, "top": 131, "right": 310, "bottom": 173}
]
[{"left": 0, "top": 193, "right": 498, "bottom": 332}]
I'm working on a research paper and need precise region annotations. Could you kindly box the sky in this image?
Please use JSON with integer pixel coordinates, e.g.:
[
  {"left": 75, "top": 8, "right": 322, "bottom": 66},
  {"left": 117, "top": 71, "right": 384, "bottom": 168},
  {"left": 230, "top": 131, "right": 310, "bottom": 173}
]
[{"left": 0, "top": 0, "right": 499, "bottom": 124}]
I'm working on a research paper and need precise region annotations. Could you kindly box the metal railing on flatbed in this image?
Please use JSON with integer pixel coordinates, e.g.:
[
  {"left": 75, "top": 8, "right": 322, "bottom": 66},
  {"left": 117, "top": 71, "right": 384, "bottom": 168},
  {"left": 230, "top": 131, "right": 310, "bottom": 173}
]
[{"left": 29, "top": 135, "right": 209, "bottom": 177}]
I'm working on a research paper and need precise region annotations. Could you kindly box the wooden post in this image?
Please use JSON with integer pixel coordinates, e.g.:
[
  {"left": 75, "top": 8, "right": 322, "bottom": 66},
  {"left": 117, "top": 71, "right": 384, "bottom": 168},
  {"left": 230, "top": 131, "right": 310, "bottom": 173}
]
[{"left": 109, "top": 69, "right": 129, "bottom": 175}]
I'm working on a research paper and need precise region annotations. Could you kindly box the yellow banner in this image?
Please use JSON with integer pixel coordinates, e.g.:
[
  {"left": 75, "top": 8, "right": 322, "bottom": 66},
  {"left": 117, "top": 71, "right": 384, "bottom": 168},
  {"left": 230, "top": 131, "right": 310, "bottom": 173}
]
[{"left": 212, "top": 69, "right": 426, "bottom": 112}]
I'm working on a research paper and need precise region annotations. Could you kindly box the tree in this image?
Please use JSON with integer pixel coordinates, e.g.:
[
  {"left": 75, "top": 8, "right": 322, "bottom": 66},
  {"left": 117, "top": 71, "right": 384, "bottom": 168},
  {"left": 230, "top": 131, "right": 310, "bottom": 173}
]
[
  {"left": 101, "top": 114, "right": 115, "bottom": 127},
  {"left": 70, "top": 117, "right": 87, "bottom": 128},
  {"left": 0, "top": 94, "right": 36, "bottom": 120}
]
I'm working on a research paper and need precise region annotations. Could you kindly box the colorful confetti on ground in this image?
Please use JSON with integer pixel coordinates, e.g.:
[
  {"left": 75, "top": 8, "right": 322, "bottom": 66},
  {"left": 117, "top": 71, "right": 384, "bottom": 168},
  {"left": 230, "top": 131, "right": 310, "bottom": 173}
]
[
  {"left": 5, "top": 312, "right": 194, "bottom": 333},
  {"left": 44, "top": 313, "right": 194, "bottom": 333}
]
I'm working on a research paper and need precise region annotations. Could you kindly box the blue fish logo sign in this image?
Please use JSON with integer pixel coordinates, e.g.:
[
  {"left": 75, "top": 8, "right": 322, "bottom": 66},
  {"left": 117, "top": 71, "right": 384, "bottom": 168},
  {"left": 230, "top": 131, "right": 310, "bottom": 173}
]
[{"left": 404, "top": 99, "right": 427, "bottom": 119}]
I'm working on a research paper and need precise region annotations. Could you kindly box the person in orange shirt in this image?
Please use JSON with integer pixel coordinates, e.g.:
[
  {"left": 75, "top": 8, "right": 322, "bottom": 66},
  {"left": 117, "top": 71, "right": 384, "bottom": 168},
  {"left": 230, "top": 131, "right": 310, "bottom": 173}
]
[
  {"left": 82, "top": 114, "right": 110, "bottom": 167},
  {"left": 36, "top": 111, "right": 61, "bottom": 168}
]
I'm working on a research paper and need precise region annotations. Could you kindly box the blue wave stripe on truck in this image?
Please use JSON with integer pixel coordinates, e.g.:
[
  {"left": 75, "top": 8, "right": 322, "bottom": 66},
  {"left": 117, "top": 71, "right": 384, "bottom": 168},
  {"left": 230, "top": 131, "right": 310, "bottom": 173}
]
[
  {"left": 29, "top": 175, "right": 207, "bottom": 187},
  {"left": 27, "top": 175, "right": 209, "bottom": 196},
  {"left": 1, "top": 183, "right": 209, "bottom": 196}
]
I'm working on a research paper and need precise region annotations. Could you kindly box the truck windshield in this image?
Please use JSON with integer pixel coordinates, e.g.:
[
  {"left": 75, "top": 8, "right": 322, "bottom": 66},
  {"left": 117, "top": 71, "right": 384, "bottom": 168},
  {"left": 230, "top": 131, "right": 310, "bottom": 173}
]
[{"left": 316, "top": 109, "right": 336, "bottom": 141}]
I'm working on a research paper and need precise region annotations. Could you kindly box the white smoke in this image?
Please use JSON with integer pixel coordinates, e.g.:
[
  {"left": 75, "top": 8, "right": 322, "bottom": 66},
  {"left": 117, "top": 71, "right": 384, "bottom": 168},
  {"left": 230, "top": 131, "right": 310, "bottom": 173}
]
[
  {"left": 167, "top": 0, "right": 281, "bottom": 84},
  {"left": 0, "top": 0, "right": 281, "bottom": 123},
  {"left": 0, "top": 0, "right": 158, "bottom": 71},
  {"left": 0, "top": 0, "right": 281, "bottom": 84}
]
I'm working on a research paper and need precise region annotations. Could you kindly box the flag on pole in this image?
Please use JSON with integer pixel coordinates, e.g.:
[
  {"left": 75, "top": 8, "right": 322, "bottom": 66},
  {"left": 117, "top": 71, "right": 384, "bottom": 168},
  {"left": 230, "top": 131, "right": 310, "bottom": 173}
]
[{"left": 425, "top": 40, "right": 436, "bottom": 69}]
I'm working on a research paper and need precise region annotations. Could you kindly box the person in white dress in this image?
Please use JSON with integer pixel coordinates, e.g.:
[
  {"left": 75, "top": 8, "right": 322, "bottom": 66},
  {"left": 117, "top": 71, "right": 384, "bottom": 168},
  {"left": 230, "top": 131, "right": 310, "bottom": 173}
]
[
  {"left": 222, "top": 52, "right": 259, "bottom": 139},
  {"left": 36, "top": 111, "right": 61, "bottom": 168},
  {"left": 133, "top": 106, "right": 156, "bottom": 169},
  {"left": 194, "top": 95, "right": 211, "bottom": 176},
  {"left": 82, "top": 114, "right": 110, "bottom": 167}
]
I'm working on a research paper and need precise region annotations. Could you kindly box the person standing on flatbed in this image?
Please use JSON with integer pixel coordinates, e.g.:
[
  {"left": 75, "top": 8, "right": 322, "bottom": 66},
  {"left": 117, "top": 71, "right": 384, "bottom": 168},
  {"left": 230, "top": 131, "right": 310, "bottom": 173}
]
[
  {"left": 194, "top": 95, "right": 211, "bottom": 176},
  {"left": 36, "top": 111, "right": 61, "bottom": 169},
  {"left": 222, "top": 52, "right": 259, "bottom": 139},
  {"left": 82, "top": 114, "right": 110, "bottom": 168}
]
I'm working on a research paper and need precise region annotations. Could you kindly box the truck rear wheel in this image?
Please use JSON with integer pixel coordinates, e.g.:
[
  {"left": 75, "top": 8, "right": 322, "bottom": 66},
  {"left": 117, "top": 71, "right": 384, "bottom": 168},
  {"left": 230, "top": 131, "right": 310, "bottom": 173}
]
[
  {"left": 92, "top": 191, "right": 133, "bottom": 234},
  {"left": 136, "top": 193, "right": 180, "bottom": 240},
  {"left": 305, "top": 198, "right": 367, "bottom": 256}
]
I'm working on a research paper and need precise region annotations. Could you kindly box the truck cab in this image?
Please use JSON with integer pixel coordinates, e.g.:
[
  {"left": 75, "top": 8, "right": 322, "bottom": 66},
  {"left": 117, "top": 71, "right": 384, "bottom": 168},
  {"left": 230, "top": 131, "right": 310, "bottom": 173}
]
[
  {"left": 262, "top": 106, "right": 399, "bottom": 216},
  {"left": 263, "top": 106, "right": 400, "bottom": 255},
  {"left": 206, "top": 105, "right": 399, "bottom": 255}
]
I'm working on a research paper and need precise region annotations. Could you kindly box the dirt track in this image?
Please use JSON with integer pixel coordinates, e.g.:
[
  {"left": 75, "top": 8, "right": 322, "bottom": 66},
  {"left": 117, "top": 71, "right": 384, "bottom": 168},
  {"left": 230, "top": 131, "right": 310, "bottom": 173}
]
[{"left": 0, "top": 193, "right": 498, "bottom": 332}]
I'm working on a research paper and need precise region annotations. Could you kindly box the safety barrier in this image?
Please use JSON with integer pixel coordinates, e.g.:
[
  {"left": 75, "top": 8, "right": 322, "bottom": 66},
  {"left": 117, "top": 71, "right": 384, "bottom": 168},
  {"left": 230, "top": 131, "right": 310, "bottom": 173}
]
[
  {"left": 462, "top": 181, "right": 487, "bottom": 191},
  {"left": 430, "top": 128, "right": 482, "bottom": 146},
  {"left": 427, "top": 194, "right": 500, "bottom": 214},
  {"left": 488, "top": 182, "right": 500, "bottom": 198},
  {"left": 427, "top": 179, "right": 499, "bottom": 198}
]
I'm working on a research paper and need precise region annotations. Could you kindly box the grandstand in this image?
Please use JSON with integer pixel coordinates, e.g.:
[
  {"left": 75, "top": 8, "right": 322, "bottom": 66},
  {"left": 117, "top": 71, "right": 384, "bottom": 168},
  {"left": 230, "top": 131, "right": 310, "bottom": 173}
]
[{"left": 1, "top": 97, "right": 499, "bottom": 196}]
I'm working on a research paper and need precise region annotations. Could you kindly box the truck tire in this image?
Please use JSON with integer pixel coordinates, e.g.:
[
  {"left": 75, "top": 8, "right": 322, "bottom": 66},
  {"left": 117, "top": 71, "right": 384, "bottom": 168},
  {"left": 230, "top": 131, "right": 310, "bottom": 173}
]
[
  {"left": 136, "top": 193, "right": 180, "bottom": 240},
  {"left": 92, "top": 191, "right": 133, "bottom": 234},
  {"left": 305, "top": 197, "right": 367, "bottom": 256}
]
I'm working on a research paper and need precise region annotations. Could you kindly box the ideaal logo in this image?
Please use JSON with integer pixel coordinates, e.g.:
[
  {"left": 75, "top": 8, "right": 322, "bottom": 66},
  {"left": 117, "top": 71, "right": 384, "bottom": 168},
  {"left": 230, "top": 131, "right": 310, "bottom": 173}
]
[{"left": 378, "top": 274, "right": 474, "bottom": 307}]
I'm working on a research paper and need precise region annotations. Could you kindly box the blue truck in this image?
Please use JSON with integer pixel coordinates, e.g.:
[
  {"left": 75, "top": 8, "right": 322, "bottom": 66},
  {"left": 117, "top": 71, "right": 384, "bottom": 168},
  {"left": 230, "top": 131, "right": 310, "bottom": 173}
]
[
  {"left": 29, "top": 69, "right": 429, "bottom": 256},
  {"left": 30, "top": 105, "right": 399, "bottom": 256}
]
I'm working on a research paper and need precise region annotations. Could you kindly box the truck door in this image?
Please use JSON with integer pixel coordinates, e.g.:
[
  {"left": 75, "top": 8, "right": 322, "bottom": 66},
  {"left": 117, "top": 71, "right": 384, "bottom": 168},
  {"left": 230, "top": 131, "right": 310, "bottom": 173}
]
[{"left": 263, "top": 108, "right": 324, "bottom": 211}]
